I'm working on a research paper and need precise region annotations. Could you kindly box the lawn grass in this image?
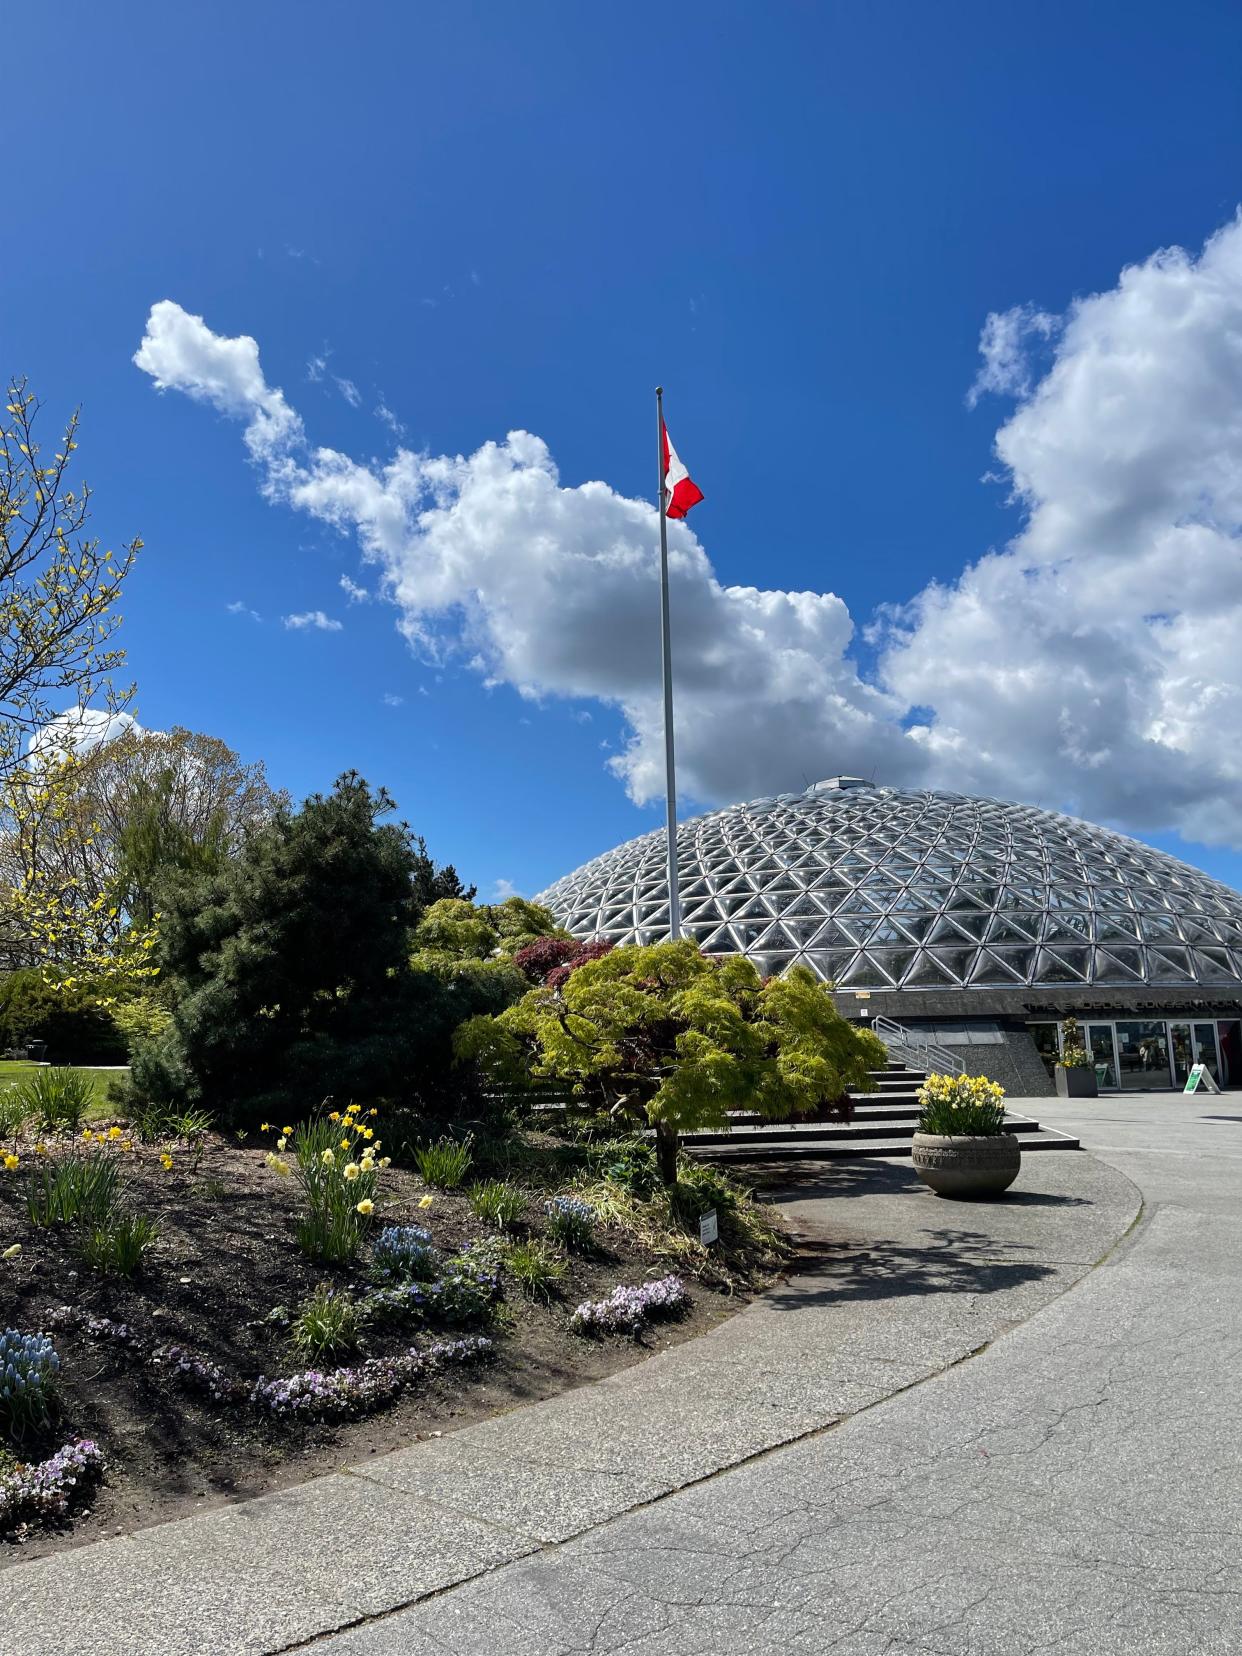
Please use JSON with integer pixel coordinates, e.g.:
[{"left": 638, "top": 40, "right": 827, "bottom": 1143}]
[{"left": 0, "top": 1060, "right": 126, "bottom": 1120}]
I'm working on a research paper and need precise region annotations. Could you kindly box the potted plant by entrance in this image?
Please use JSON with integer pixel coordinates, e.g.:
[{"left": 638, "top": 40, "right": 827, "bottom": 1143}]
[
  {"left": 1054, "top": 1015, "right": 1098, "bottom": 1098},
  {"left": 911, "top": 1073, "right": 1020, "bottom": 1199}
]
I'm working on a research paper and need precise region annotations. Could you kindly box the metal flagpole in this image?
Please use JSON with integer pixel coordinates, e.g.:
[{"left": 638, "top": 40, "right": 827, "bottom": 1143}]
[{"left": 655, "top": 386, "right": 682, "bottom": 940}]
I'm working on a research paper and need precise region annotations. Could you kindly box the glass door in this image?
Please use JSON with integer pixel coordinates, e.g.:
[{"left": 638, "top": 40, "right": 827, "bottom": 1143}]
[
  {"left": 1193, "top": 1022, "right": 1221, "bottom": 1085},
  {"left": 1086, "top": 1023, "right": 1118, "bottom": 1089},
  {"left": 1169, "top": 1022, "right": 1195, "bottom": 1087}
]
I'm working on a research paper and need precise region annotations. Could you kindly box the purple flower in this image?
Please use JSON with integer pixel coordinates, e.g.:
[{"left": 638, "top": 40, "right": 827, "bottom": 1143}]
[
  {"left": 0, "top": 1439, "right": 104, "bottom": 1533},
  {"left": 570, "top": 1275, "right": 688, "bottom": 1335}
]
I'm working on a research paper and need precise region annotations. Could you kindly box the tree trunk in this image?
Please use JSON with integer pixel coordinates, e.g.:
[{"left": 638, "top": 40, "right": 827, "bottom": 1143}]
[{"left": 654, "top": 1118, "right": 679, "bottom": 1187}]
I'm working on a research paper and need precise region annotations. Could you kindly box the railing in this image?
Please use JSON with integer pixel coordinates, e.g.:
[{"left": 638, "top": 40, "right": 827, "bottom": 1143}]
[{"left": 871, "top": 1014, "right": 965, "bottom": 1076}]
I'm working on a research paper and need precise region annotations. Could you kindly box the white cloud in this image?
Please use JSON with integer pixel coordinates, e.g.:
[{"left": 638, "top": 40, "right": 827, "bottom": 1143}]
[
  {"left": 227, "top": 600, "right": 262, "bottom": 621},
  {"left": 29, "top": 708, "right": 141, "bottom": 763},
  {"left": 283, "top": 610, "right": 343, "bottom": 632},
  {"left": 880, "top": 215, "right": 1242, "bottom": 843},
  {"left": 335, "top": 376, "right": 361, "bottom": 408},
  {"left": 382, "top": 692, "right": 404, "bottom": 707},
  {"left": 136, "top": 229, "right": 1242, "bottom": 848},
  {"left": 491, "top": 877, "right": 519, "bottom": 900},
  {"left": 375, "top": 400, "right": 406, "bottom": 438},
  {"left": 306, "top": 354, "right": 327, "bottom": 383},
  {"left": 967, "top": 303, "right": 1059, "bottom": 407},
  {"left": 339, "top": 574, "right": 370, "bottom": 603}
]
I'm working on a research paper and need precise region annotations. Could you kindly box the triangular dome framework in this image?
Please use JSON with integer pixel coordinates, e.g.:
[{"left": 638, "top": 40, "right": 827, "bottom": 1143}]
[{"left": 538, "top": 786, "right": 1242, "bottom": 991}]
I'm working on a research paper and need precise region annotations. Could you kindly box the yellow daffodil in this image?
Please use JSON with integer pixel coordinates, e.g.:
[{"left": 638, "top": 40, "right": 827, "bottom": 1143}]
[
  {"left": 380, "top": 1156, "right": 391, "bottom": 1169},
  {"left": 417, "top": 1192, "right": 432, "bottom": 1208},
  {"left": 264, "top": 1151, "right": 291, "bottom": 1177},
  {"left": 320, "top": 1148, "right": 336, "bottom": 1166},
  {"left": 361, "top": 1127, "right": 374, "bottom": 1140},
  {"left": 346, "top": 1103, "right": 360, "bottom": 1116},
  {"left": 34, "top": 1143, "right": 48, "bottom": 1157},
  {"left": 82, "top": 1128, "right": 93, "bottom": 1140},
  {"left": 161, "top": 1154, "right": 174, "bottom": 1171},
  {"left": 282, "top": 1125, "right": 293, "bottom": 1136},
  {"left": 122, "top": 1139, "right": 133, "bottom": 1151},
  {"left": 276, "top": 1136, "right": 288, "bottom": 1151},
  {"left": 343, "top": 1162, "right": 360, "bottom": 1182},
  {"left": 328, "top": 1111, "right": 341, "bottom": 1123},
  {"left": 3, "top": 1154, "right": 19, "bottom": 1172},
  {"left": 355, "top": 1198, "right": 374, "bottom": 1216},
  {"left": 339, "top": 1139, "right": 350, "bottom": 1150},
  {"left": 107, "top": 1125, "right": 122, "bottom": 1140},
  {"left": 260, "top": 1123, "right": 271, "bottom": 1132},
  {"left": 368, "top": 1109, "right": 378, "bottom": 1118}
]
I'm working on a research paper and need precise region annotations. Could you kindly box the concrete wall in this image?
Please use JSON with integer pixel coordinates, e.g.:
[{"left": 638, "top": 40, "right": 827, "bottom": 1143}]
[{"left": 954, "top": 1028, "right": 1055, "bottom": 1099}]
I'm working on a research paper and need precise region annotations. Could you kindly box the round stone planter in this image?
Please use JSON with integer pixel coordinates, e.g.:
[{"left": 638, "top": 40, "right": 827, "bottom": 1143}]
[{"left": 911, "top": 1131, "right": 1021, "bottom": 1199}]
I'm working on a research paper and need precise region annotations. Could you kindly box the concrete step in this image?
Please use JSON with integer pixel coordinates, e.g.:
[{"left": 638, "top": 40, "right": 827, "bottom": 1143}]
[
  {"left": 681, "top": 1114, "right": 1052, "bottom": 1148},
  {"left": 687, "top": 1127, "right": 1080, "bottom": 1162}
]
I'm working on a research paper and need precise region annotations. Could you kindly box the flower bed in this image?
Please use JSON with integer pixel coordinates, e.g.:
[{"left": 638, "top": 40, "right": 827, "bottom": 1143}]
[
  {"left": 570, "top": 1274, "right": 689, "bottom": 1335},
  {"left": 0, "top": 1439, "right": 104, "bottom": 1534}
]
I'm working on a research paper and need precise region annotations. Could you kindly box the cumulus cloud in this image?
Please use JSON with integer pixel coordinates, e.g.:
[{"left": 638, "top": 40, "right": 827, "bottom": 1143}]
[
  {"left": 283, "top": 610, "right": 343, "bottom": 632},
  {"left": 880, "top": 215, "right": 1242, "bottom": 843},
  {"left": 135, "top": 223, "right": 1242, "bottom": 846},
  {"left": 29, "top": 709, "right": 141, "bottom": 763},
  {"left": 227, "top": 600, "right": 262, "bottom": 621},
  {"left": 339, "top": 574, "right": 370, "bottom": 604}
]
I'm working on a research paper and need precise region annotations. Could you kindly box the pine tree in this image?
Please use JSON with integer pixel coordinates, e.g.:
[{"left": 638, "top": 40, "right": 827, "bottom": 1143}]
[{"left": 132, "top": 773, "right": 447, "bottom": 1122}]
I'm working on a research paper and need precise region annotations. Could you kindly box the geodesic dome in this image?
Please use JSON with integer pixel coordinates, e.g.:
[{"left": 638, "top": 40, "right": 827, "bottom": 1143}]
[{"left": 537, "top": 779, "right": 1242, "bottom": 991}]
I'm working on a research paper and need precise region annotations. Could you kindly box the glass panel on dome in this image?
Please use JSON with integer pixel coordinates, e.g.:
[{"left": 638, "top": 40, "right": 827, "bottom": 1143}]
[
  {"left": 969, "top": 950, "right": 1025, "bottom": 984},
  {"left": 902, "top": 952, "right": 960, "bottom": 988},
  {"left": 868, "top": 947, "right": 915, "bottom": 981},
  {"left": 730, "top": 922, "right": 773, "bottom": 948},
  {"left": 781, "top": 917, "right": 827, "bottom": 948},
  {"left": 1147, "top": 947, "right": 1194, "bottom": 980},
  {"left": 987, "top": 915, "right": 1039, "bottom": 945},
  {"left": 926, "top": 916, "right": 977, "bottom": 945},
  {"left": 1096, "top": 913, "right": 1141, "bottom": 942},
  {"left": 733, "top": 896, "right": 776, "bottom": 920},
  {"left": 1180, "top": 917, "right": 1224, "bottom": 944},
  {"left": 1191, "top": 948, "right": 1237, "bottom": 983},
  {"left": 926, "top": 946, "right": 977, "bottom": 984},
  {"left": 1042, "top": 914, "right": 1092, "bottom": 942},
  {"left": 753, "top": 952, "right": 796, "bottom": 978},
  {"left": 805, "top": 920, "right": 858, "bottom": 949},
  {"left": 1092, "top": 947, "right": 1143, "bottom": 982},
  {"left": 837, "top": 953, "right": 895, "bottom": 987},
  {"left": 1034, "top": 948, "right": 1088, "bottom": 983},
  {"left": 1139, "top": 914, "right": 1182, "bottom": 942},
  {"left": 867, "top": 919, "right": 912, "bottom": 946},
  {"left": 947, "top": 910, "right": 989, "bottom": 941}
]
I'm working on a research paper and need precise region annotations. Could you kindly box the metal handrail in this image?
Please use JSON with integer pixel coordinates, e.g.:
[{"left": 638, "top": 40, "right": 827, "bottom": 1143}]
[{"left": 871, "top": 1013, "right": 965, "bottom": 1076}]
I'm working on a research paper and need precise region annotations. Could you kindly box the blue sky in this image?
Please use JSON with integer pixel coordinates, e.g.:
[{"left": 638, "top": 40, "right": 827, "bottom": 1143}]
[{"left": 6, "top": 1, "right": 1242, "bottom": 896}]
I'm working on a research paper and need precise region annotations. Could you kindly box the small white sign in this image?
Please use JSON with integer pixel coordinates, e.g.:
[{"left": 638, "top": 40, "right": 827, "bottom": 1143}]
[{"left": 699, "top": 1209, "right": 719, "bottom": 1246}]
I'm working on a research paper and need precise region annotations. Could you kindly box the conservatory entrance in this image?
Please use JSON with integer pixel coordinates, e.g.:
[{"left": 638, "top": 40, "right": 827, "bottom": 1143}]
[{"left": 1031, "top": 1017, "right": 1234, "bottom": 1089}]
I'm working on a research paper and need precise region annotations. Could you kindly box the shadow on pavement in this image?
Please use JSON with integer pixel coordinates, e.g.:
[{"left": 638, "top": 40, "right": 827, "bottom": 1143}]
[{"left": 763, "top": 1227, "right": 1057, "bottom": 1308}]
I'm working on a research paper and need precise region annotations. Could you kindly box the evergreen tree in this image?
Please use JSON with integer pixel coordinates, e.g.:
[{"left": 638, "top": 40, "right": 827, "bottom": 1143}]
[{"left": 132, "top": 773, "right": 449, "bottom": 1123}]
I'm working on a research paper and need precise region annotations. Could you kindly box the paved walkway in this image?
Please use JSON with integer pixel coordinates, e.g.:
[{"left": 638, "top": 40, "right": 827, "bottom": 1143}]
[
  {"left": 5, "top": 1138, "right": 1140, "bottom": 1654},
  {"left": 310, "top": 1096, "right": 1242, "bottom": 1656}
]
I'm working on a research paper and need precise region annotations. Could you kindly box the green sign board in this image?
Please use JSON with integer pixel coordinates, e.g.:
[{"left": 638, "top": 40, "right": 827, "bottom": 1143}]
[{"left": 1183, "top": 1063, "right": 1220, "bottom": 1096}]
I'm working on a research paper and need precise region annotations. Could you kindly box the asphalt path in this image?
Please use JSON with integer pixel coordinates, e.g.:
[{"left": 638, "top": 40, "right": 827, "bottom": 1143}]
[{"left": 311, "top": 1096, "right": 1242, "bottom": 1656}]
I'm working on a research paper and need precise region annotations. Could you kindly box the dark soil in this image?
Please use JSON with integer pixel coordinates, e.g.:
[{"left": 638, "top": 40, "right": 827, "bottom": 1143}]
[{"left": 0, "top": 1129, "right": 764, "bottom": 1564}]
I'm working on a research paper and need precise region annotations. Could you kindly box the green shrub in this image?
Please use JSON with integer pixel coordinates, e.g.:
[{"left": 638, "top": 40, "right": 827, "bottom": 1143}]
[
  {"left": 14, "top": 1067, "right": 96, "bottom": 1136},
  {"left": 585, "top": 1137, "right": 660, "bottom": 1198},
  {"left": 79, "top": 1210, "right": 158, "bottom": 1276},
  {"left": 291, "top": 1283, "right": 364, "bottom": 1360},
  {"left": 110, "top": 995, "right": 173, "bottom": 1056},
  {"left": 0, "top": 969, "right": 127, "bottom": 1065},
  {"left": 414, "top": 1135, "right": 473, "bottom": 1190},
  {"left": 467, "top": 1179, "right": 525, "bottom": 1230},
  {"left": 26, "top": 1151, "right": 120, "bottom": 1228},
  {"left": 504, "top": 1239, "right": 566, "bottom": 1302}
]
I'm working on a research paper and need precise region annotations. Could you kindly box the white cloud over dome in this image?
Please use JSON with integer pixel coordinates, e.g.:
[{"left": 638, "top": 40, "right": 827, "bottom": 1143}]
[{"left": 134, "top": 219, "right": 1242, "bottom": 847}]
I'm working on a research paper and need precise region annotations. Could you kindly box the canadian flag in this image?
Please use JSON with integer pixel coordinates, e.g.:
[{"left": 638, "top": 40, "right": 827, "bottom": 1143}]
[{"left": 661, "top": 419, "right": 704, "bottom": 519}]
